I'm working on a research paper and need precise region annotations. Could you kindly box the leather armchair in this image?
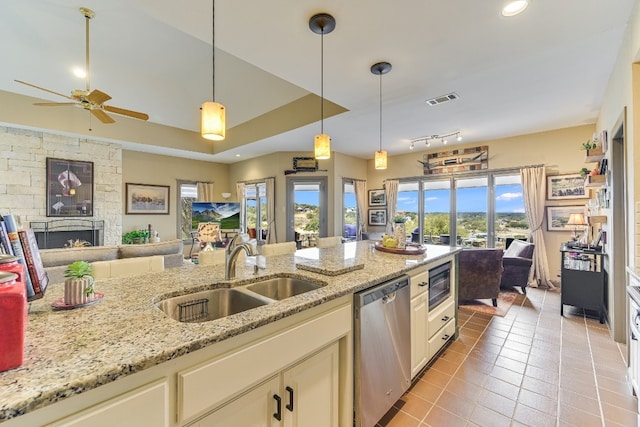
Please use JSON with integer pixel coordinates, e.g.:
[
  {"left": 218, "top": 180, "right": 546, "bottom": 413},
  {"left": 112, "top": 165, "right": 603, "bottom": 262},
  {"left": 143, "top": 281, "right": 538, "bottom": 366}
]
[
  {"left": 500, "top": 240, "right": 535, "bottom": 294},
  {"left": 458, "top": 248, "right": 504, "bottom": 307}
]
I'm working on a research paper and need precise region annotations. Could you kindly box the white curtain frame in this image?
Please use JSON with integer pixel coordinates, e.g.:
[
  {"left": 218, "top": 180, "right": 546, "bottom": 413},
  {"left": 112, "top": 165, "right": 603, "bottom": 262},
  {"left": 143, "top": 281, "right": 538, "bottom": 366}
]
[
  {"left": 354, "top": 180, "right": 367, "bottom": 236},
  {"left": 385, "top": 180, "right": 399, "bottom": 236},
  {"left": 196, "top": 182, "right": 215, "bottom": 202},
  {"left": 521, "top": 166, "right": 554, "bottom": 288},
  {"left": 265, "top": 178, "right": 276, "bottom": 243}
]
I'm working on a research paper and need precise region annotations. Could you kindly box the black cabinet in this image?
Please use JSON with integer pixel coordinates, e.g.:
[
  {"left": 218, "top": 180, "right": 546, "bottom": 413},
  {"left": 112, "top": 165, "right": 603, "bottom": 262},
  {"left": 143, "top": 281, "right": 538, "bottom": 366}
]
[{"left": 560, "top": 245, "right": 607, "bottom": 323}]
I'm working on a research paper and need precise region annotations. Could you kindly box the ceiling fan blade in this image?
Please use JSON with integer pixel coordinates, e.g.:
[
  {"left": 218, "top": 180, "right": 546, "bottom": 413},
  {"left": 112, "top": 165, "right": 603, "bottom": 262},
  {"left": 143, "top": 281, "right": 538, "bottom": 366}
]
[
  {"left": 87, "top": 89, "right": 112, "bottom": 105},
  {"left": 33, "top": 102, "right": 77, "bottom": 107},
  {"left": 91, "top": 109, "right": 115, "bottom": 124},
  {"left": 14, "top": 79, "right": 74, "bottom": 100},
  {"left": 103, "top": 105, "right": 149, "bottom": 121}
]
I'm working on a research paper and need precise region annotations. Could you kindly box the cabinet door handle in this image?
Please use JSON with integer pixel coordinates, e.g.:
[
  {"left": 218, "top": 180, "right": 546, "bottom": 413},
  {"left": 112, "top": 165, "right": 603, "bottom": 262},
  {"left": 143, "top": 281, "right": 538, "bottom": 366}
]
[
  {"left": 418, "top": 281, "right": 428, "bottom": 287},
  {"left": 442, "top": 334, "right": 450, "bottom": 341},
  {"left": 441, "top": 315, "right": 450, "bottom": 322},
  {"left": 286, "top": 386, "right": 294, "bottom": 412},
  {"left": 273, "top": 394, "right": 282, "bottom": 421}
]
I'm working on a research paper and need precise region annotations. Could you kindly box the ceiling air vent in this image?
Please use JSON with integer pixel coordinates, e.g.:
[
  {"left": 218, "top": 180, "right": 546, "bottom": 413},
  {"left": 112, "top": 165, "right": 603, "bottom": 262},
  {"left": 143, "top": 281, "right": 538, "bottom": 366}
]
[{"left": 425, "top": 92, "right": 459, "bottom": 106}]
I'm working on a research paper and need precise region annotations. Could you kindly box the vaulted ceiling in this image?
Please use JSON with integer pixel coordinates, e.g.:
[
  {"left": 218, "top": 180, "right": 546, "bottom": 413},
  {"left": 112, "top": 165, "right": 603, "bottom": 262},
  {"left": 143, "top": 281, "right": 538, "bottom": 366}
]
[{"left": 0, "top": 0, "right": 635, "bottom": 163}]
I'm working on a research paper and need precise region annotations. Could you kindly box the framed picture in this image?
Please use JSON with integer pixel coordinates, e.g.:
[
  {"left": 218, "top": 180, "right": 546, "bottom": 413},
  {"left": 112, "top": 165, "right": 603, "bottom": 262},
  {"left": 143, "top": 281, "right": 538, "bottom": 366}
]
[
  {"left": 547, "top": 173, "right": 589, "bottom": 200},
  {"left": 368, "top": 209, "right": 387, "bottom": 226},
  {"left": 546, "top": 205, "right": 587, "bottom": 231},
  {"left": 125, "top": 183, "right": 170, "bottom": 215},
  {"left": 368, "top": 189, "right": 386, "bottom": 206},
  {"left": 46, "top": 158, "right": 94, "bottom": 217}
]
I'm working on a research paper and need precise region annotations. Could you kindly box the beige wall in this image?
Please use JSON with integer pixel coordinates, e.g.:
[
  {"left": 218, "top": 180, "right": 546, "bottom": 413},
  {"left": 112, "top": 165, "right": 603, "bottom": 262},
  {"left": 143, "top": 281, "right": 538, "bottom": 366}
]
[{"left": 122, "top": 150, "right": 229, "bottom": 241}]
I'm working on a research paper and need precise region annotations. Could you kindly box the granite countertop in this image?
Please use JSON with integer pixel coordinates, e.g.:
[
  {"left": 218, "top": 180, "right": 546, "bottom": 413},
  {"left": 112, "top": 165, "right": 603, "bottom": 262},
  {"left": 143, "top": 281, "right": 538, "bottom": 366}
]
[{"left": 0, "top": 241, "right": 459, "bottom": 421}]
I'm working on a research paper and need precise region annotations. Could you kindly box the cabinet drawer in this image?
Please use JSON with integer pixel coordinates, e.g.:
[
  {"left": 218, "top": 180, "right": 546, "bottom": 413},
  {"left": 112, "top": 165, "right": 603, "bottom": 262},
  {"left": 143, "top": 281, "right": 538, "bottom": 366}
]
[
  {"left": 410, "top": 269, "right": 428, "bottom": 298},
  {"left": 46, "top": 380, "right": 169, "bottom": 427},
  {"left": 428, "top": 319, "right": 455, "bottom": 361},
  {"left": 428, "top": 298, "right": 455, "bottom": 339}
]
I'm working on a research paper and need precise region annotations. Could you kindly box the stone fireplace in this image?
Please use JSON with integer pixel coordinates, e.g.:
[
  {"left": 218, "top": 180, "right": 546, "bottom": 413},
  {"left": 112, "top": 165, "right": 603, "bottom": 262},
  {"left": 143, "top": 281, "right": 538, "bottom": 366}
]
[{"left": 30, "top": 219, "right": 105, "bottom": 249}]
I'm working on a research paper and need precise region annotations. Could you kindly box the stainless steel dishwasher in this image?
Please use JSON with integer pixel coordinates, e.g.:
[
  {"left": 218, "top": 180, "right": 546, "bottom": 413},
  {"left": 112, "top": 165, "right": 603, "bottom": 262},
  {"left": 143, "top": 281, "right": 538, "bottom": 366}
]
[{"left": 354, "top": 274, "right": 411, "bottom": 427}]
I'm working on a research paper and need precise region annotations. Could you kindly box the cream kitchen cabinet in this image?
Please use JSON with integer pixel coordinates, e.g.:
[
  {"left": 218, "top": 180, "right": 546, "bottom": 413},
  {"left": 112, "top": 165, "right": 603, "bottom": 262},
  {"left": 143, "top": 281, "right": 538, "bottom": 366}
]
[
  {"left": 178, "top": 298, "right": 351, "bottom": 426},
  {"left": 410, "top": 267, "right": 429, "bottom": 378},
  {"left": 194, "top": 342, "right": 339, "bottom": 427}
]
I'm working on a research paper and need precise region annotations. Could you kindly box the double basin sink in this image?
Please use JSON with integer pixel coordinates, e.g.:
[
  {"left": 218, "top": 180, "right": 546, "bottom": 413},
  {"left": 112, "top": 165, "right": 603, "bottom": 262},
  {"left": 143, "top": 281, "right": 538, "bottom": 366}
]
[{"left": 156, "top": 276, "right": 325, "bottom": 323}]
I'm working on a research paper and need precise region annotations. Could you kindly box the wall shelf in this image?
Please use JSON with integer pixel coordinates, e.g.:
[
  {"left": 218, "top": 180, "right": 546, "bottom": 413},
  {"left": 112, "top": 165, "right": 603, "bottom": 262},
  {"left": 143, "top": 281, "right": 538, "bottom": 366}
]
[
  {"left": 585, "top": 174, "right": 606, "bottom": 187},
  {"left": 585, "top": 148, "right": 605, "bottom": 163},
  {"left": 587, "top": 215, "right": 607, "bottom": 224}
]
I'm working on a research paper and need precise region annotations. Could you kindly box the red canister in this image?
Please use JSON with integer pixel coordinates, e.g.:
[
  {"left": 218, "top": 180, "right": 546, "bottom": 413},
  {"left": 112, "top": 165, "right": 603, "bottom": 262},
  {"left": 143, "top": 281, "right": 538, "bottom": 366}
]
[{"left": 0, "top": 255, "right": 27, "bottom": 372}]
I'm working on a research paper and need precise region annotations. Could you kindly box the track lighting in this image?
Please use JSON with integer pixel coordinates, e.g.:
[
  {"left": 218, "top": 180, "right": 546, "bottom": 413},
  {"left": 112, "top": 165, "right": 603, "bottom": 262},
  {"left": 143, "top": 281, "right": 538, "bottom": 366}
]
[{"left": 411, "top": 132, "right": 461, "bottom": 150}]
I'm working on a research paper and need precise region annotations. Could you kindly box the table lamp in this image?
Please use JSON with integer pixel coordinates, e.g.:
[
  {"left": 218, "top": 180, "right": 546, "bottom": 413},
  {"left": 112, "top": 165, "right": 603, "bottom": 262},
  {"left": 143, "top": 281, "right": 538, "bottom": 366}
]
[
  {"left": 567, "top": 213, "right": 588, "bottom": 241},
  {"left": 196, "top": 222, "right": 221, "bottom": 251}
]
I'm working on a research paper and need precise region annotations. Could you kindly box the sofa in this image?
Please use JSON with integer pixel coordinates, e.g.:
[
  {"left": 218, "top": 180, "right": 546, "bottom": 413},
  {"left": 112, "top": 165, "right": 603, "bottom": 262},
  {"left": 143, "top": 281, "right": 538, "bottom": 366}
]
[
  {"left": 458, "top": 248, "right": 504, "bottom": 306},
  {"left": 500, "top": 239, "right": 535, "bottom": 294},
  {"left": 40, "top": 239, "right": 184, "bottom": 284}
]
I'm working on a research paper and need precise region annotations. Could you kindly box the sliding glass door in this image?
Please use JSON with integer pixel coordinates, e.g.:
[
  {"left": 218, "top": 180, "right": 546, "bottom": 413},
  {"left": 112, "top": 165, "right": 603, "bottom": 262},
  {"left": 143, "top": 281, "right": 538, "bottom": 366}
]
[
  {"left": 395, "top": 169, "right": 529, "bottom": 248},
  {"left": 423, "top": 180, "right": 451, "bottom": 244},
  {"left": 286, "top": 177, "right": 327, "bottom": 246},
  {"left": 455, "top": 177, "right": 488, "bottom": 247}
]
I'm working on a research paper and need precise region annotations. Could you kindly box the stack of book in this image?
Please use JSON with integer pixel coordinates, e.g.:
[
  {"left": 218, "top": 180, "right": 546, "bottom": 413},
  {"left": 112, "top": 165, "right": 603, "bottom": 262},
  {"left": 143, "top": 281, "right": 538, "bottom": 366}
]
[{"left": 0, "top": 214, "right": 49, "bottom": 301}]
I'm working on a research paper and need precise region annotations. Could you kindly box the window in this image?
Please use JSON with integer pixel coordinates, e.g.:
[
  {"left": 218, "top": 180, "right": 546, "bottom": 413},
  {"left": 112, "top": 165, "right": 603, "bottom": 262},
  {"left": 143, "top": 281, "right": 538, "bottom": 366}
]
[
  {"left": 396, "top": 170, "right": 529, "bottom": 247},
  {"left": 242, "top": 182, "right": 268, "bottom": 241},
  {"left": 178, "top": 181, "right": 197, "bottom": 241},
  {"left": 342, "top": 180, "right": 358, "bottom": 240}
]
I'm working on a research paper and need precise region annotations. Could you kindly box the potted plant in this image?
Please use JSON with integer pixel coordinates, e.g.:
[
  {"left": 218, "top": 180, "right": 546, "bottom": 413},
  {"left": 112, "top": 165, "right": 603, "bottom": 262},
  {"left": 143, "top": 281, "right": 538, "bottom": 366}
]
[
  {"left": 392, "top": 215, "right": 407, "bottom": 249},
  {"left": 122, "top": 229, "right": 150, "bottom": 244},
  {"left": 64, "top": 261, "right": 95, "bottom": 306}
]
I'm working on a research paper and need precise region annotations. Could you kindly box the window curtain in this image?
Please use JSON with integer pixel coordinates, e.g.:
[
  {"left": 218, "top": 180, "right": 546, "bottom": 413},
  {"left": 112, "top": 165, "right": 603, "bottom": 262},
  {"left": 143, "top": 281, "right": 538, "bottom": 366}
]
[
  {"left": 196, "top": 182, "right": 215, "bottom": 202},
  {"left": 520, "top": 166, "right": 554, "bottom": 288},
  {"left": 353, "top": 180, "right": 367, "bottom": 238},
  {"left": 384, "top": 180, "right": 399, "bottom": 236},
  {"left": 265, "top": 178, "right": 276, "bottom": 243},
  {"left": 236, "top": 182, "right": 245, "bottom": 233}
]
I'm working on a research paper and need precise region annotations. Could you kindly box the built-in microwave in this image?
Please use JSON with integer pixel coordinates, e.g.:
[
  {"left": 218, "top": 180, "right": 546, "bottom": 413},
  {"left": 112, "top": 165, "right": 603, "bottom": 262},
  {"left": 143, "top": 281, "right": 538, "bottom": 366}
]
[{"left": 428, "top": 261, "right": 451, "bottom": 310}]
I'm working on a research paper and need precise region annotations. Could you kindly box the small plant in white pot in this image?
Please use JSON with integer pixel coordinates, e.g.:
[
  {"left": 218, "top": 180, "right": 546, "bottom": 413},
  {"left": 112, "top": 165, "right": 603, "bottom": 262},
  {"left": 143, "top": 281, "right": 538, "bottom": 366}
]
[{"left": 64, "top": 261, "right": 95, "bottom": 306}]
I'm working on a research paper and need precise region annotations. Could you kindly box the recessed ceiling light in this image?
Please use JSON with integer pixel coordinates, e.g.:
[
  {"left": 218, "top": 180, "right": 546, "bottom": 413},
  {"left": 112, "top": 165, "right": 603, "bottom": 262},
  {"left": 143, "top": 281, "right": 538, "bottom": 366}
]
[
  {"left": 502, "top": 0, "right": 529, "bottom": 17},
  {"left": 72, "top": 68, "right": 86, "bottom": 78},
  {"left": 235, "top": 154, "right": 241, "bottom": 157}
]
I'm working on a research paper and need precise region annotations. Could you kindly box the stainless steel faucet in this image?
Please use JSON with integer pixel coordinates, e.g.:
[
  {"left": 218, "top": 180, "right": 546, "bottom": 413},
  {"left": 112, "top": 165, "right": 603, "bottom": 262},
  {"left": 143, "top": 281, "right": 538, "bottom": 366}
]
[{"left": 225, "top": 235, "right": 258, "bottom": 280}]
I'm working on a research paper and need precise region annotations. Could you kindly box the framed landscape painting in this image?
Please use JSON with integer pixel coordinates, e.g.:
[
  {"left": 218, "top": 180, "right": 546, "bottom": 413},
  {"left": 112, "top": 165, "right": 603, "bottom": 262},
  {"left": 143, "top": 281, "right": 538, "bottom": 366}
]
[
  {"left": 125, "top": 183, "right": 170, "bottom": 214},
  {"left": 546, "top": 205, "right": 587, "bottom": 231},
  {"left": 547, "top": 173, "right": 589, "bottom": 200}
]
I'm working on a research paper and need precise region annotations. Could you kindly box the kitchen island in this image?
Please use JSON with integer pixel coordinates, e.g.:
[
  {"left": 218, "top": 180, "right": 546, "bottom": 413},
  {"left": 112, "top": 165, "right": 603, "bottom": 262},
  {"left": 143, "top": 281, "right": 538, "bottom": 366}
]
[{"left": 0, "top": 241, "right": 459, "bottom": 426}]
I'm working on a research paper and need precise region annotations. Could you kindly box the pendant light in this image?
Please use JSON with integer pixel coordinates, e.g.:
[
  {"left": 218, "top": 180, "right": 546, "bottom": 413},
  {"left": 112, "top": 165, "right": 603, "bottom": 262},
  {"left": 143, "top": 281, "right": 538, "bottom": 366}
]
[
  {"left": 201, "top": 0, "right": 225, "bottom": 141},
  {"left": 309, "top": 13, "right": 336, "bottom": 160},
  {"left": 371, "top": 62, "right": 392, "bottom": 170}
]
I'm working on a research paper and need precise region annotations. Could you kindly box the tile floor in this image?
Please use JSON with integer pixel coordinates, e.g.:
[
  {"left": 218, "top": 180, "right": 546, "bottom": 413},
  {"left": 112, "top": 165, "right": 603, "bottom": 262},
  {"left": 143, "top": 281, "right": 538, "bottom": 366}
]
[{"left": 380, "top": 287, "right": 639, "bottom": 427}]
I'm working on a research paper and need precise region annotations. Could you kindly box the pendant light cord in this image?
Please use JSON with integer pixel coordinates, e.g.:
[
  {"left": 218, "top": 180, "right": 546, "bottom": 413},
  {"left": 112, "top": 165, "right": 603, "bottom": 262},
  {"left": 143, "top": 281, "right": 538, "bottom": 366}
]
[
  {"left": 211, "top": 0, "right": 216, "bottom": 102},
  {"left": 320, "top": 29, "right": 324, "bottom": 134},
  {"left": 378, "top": 72, "right": 382, "bottom": 151}
]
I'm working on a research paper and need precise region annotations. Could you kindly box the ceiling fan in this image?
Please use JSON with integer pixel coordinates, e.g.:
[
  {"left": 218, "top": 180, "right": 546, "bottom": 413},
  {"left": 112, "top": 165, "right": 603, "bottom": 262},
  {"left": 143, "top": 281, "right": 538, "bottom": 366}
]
[{"left": 15, "top": 7, "right": 148, "bottom": 124}]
